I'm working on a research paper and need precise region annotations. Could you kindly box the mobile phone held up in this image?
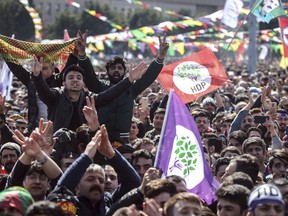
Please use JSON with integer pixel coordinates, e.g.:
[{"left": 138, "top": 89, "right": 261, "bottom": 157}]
[{"left": 254, "top": 115, "right": 269, "bottom": 124}]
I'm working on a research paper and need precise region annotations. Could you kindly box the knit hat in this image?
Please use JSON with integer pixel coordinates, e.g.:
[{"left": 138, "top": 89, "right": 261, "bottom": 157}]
[
  {"left": 0, "top": 142, "right": 21, "bottom": 156},
  {"left": 248, "top": 184, "right": 284, "bottom": 211},
  {"left": 0, "top": 186, "right": 34, "bottom": 215},
  {"left": 47, "top": 186, "right": 78, "bottom": 216}
]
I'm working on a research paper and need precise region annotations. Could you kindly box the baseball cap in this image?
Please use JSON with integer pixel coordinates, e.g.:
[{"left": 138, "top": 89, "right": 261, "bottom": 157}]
[{"left": 248, "top": 184, "right": 284, "bottom": 211}]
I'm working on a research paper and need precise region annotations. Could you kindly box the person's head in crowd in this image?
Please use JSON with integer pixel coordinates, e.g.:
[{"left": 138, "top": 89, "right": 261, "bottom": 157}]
[
  {"left": 144, "top": 179, "right": 177, "bottom": 208},
  {"left": 147, "top": 93, "right": 157, "bottom": 105},
  {"left": 0, "top": 142, "right": 21, "bottom": 173},
  {"left": 202, "top": 97, "right": 216, "bottom": 114},
  {"left": 166, "top": 175, "right": 187, "bottom": 193},
  {"left": 152, "top": 108, "right": 166, "bottom": 134},
  {"left": 164, "top": 192, "right": 202, "bottom": 216},
  {"left": 40, "top": 62, "right": 55, "bottom": 79},
  {"left": 129, "top": 117, "right": 140, "bottom": 143},
  {"left": 220, "top": 172, "right": 254, "bottom": 190},
  {"left": 0, "top": 186, "right": 34, "bottom": 216},
  {"left": 60, "top": 152, "right": 79, "bottom": 172},
  {"left": 62, "top": 64, "right": 85, "bottom": 92},
  {"left": 15, "top": 118, "right": 28, "bottom": 134},
  {"left": 237, "top": 80, "right": 250, "bottom": 89},
  {"left": 6, "top": 117, "right": 16, "bottom": 130},
  {"left": 75, "top": 124, "right": 91, "bottom": 153},
  {"left": 23, "top": 161, "right": 50, "bottom": 201},
  {"left": 117, "top": 145, "right": 135, "bottom": 163},
  {"left": 242, "top": 137, "right": 267, "bottom": 168},
  {"left": 222, "top": 154, "right": 259, "bottom": 184},
  {"left": 247, "top": 184, "right": 285, "bottom": 216},
  {"left": 102, "top": 164, "right": 118, "bottom": 194},
  {"left": 149, "top": 80, "right": 160, "bottom": 93},
  {"left": 212, "top": 112, "right": 225, "bottom": 134},
  {"left": 219, "top": 134, "right": 228, "bottom": 150},
  {"left": 26, "top": 200, "right": 66, "bottom": 216},
  {"left": 192, "top": 110, "right": 210, "bottom": 135},
  {"left": 214, "top": 157, "right": 231, "bottom": 183},
  {"left": 268, "top": 149, "right": 288, "bottom": 180},
  {"left": 134, "top": 138, "right": 154, "bottom": 152},
  {"left": 141, "top": 88, "right": 152, "bottom": 97},
  {"left": 228, "top": 130, "right": 248, "bottom": 153},
  {"left": 235, "top": 101, "right": 248, "bottom": 114},
  {"left": 201, "top": 206, "right": 216, "bottom": 216},
  {"left": 46, "top": 186, "right": 77, "bottom": 216},
  {"left": 241, "top": 114, "right": 255, "bottom": 133},
  {"left": 216, "top": 184, "right": 250, "bottom": 216},
  {"left": 246, "top": 127, "right": 262, "bottom": 138},
  {"left": 220, "top": 116, "right": 234, "bottom": 136},
  {"left": 223, "top": 82, "right": 235, "bottom": 94},
  {"left": 131, "top": 149, "right": 154, "bottom": 180},
  {"left": 279, "top": 97, "right": 288, "bottom": 111},
  {"left": 105, "top": 56, "right": 126, "bottom": 84},
  {"left": 206, "top": 136, "right": 223, "bottom": 155},
  {"left": 260, "top": 76, "right": 269, "bottom": 87},
  {"left": 220, "top": 146, "right": 241, "bottom": 158},
  {"left": 189, "top": 102, "right": 201, "bottom": 112},
  {"left": 276, "top": 109, "right": 288, "bottom": 139},
  {"left": 272, "top": 178, "right": 288, "bottom": 215},
  {"left": 75, "top": 163, "right": 105, "bottom": 206},
  {"left": 249, "top": 108, "right": 263, "bottom": 118}
]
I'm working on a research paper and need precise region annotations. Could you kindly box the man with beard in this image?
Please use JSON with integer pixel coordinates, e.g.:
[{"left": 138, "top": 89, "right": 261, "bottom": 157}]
[
  {"left": 0, "top": 142, "right": 21, "bottom": 174},
  {"left": 57, "top": 125, "right": 141, "bottom": 216},
  {"left": 276, "top": 109, "right": 288, "bottom": 139},
  {"left": 32, "top": 58, "right": 147, "bottom": 133},
  {"left": 0, "top": 142, "right": 21, "bottom": 191},
  {"left": 74, "top": 33, "right": 169, "bottom": 147},
  {"left": 192, "top": 110, "right": 214, "bottom": 137}
]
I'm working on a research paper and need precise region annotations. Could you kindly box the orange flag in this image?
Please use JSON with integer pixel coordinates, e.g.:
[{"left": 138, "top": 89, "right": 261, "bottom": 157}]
[{"left": 158, "top": 48, "right": 228, "bottom": 103}]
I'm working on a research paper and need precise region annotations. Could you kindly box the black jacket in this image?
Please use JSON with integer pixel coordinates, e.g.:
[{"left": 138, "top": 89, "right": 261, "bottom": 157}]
[
  {"left": 32, "top": 73, "right": 134, "bottom": 132},
  {"left": 76, "top": 55, "right": 164, "bottom": 142}
]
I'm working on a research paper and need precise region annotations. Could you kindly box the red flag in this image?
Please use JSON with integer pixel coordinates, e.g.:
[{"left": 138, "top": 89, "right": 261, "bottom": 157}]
[
  {"left": 158, "top": 48, "right": 228, "bottom": 103},
  {"left": 279, "top": 17, "right": 288, "bottom": 57}
]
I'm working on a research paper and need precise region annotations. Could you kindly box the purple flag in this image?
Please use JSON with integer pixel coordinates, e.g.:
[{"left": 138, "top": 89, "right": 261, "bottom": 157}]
[{"left": 155, "top": 90, "right": 219, "bottom": 205}]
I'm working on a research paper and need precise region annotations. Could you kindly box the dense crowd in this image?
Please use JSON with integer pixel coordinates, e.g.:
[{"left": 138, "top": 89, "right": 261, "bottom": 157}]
[{"left": 0, "top": 31, "right": 287, "bottom": 216}]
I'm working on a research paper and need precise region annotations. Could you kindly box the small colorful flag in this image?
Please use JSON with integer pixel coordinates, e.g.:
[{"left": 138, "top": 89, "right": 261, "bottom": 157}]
[
  {"left": 251, "top": 0, "right": 286, "bottom": 23},
  {"left": 157, "top": 48, "right": 228, "bottom": 103},
  {"left": 155, "top": 90, "right": 219, "bottom": 205}
]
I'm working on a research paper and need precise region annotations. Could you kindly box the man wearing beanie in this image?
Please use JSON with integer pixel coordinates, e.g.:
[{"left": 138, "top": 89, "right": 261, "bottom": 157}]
[
  {"left": 247, "top": 184, "right": 285, "bottom": 216},
  {"left": 0, "top": 186, "right": 34, "bottom": 215}
]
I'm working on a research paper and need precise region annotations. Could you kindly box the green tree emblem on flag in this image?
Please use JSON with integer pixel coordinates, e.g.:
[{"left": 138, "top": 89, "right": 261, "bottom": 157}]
[{"left": 174, "top": 135, "right": 198, "bottom": 176}]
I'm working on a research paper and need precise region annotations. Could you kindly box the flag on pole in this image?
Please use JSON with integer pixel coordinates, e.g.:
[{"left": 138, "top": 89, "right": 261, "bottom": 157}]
[
  {"left": 155, "top": 90, "right": 219, "bottom": 205},
  {"left": 221, "top": 0, "right": 244, "bottom": 28},
  {"left": 0, "top": 62, "right": 13, "bottom": 100},
  {"left": 157, "top": 48, "right": 228, "bottom": 103},
  {"left": 251, "top": 0, "right": 286, "bottom": 23},
  {"left": 279, "top": 17, "right": 288, "bottom": 68}
]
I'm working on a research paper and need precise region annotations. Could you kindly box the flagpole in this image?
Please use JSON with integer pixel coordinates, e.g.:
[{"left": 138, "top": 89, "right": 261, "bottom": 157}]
[{"left": 154, "top": 88, "right": 174, "bottom": 167}]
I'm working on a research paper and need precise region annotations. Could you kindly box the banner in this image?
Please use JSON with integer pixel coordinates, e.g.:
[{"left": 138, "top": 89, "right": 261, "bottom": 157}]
[
  {"left": 155, "top": 90, "right": 219, "bottom": 205},
  {"left": 0, "top": 62, "right": 13, "bottom": 100},
  {"left": 221, "top": 0, "right": 244, "bottom": 28},
  {"left": 0, "top": 34, "right": 75, "bottom": 64},
  {"left": 157, "top": 48, "right": 228, "bottom": 103},
  {"left": 251, "top": 0, "right": 286, "bottom": 23}
]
